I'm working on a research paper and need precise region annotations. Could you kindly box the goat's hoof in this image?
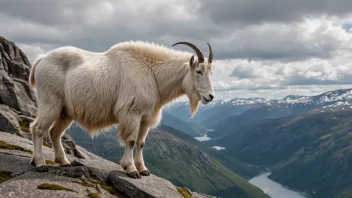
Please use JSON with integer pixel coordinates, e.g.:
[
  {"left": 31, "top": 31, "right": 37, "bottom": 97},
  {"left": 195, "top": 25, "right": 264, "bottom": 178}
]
[
  {"left": 140, "top": 170, "right": 150, "bottom": 176},
  {"left": 36, "top": 165, "right": 49, "bottom": 172},
  {"left": 127, "top": 171, "right": 141, "bottom": 179},
  {"left": 60, "top": 163, "right": 72, "bottom": 167}
]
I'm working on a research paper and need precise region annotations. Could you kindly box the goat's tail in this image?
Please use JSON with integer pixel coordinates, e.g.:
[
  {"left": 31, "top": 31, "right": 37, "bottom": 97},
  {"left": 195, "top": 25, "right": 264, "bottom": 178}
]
[{"left": 29, "top": 56, "right": 44, "bottom": 89}]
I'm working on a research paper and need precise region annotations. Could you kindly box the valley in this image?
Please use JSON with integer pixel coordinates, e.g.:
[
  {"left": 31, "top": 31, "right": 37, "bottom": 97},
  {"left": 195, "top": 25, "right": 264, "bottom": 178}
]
[{"left": 165, "top": 88, "right": 352, "bottom": 198}]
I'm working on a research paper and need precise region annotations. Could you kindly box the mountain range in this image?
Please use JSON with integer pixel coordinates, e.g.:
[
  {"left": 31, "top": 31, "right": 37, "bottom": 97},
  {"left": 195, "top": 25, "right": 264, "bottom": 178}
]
[{"left": 165, "top": 88, "right": 352, "bottom": 138}]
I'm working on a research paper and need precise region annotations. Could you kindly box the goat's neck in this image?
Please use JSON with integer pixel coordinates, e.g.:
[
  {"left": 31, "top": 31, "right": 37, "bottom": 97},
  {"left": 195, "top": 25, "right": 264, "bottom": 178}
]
[{"left": 152, "top": 58, "right": 189, "bottom": 106}]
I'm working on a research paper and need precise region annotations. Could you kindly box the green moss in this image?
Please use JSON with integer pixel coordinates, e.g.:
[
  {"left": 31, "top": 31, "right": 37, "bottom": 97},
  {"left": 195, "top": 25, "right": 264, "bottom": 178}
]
[
  {"left": 62, "top": 166, "right": 125, "bottom": 197},
  {"left": 0, "top": 141, "right": 32, "bottom": 154},
  {"left": 38, "top": 183, "right": 76, "bottom": 192},
  {"left": 18, "top": 120, "right": 30, "bottom": 133},
  {"left": 100, "top": 184, "right": 118, "bottom": 195},
  {"left": 45, "top": 160, "right": 59, "bottom": 166},
  {"left": 177, "top": 187, "right": 193, "bottom": 198},
  {"left": 88, "top": 192, "right": 101, "bottom": 198},
  {"left": 72, "top": 180, "right": 99, "bottom": 192},
  {"left": 0, "top": 36, "right": 5, "bottom": 42},
  {"left": 0, "top": 170, "right": 12, "bottom": 184},
  {"left": 43, "top": 142, "right": 52, "bottom": 148},
  {"left": 73, "top": 179, "right": 126, "bottom": 197}
]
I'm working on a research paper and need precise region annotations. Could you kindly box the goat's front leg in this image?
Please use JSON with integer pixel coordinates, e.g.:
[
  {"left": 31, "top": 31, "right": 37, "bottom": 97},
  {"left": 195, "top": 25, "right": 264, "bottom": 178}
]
[
  {"left": 119, "top": 116, "right": 141, "bottom": 179},
  {"left": 135, "top": 122, "right": 150, "bottom": 176}
]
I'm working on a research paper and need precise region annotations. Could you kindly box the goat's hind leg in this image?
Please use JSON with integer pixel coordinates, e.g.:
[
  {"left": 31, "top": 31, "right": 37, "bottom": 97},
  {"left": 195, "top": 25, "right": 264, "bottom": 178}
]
[
  {"left": 49, "top": 116, "right": 73, "bottom": 167},
  {"left": 30, "top": 102, "right": 61, "bottom": 172}
]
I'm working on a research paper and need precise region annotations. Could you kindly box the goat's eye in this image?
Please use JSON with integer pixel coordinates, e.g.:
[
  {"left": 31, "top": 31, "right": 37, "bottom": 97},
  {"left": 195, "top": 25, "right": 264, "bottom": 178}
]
[{"left": 196, "top": 70, "right": 202, "bottom": 75}]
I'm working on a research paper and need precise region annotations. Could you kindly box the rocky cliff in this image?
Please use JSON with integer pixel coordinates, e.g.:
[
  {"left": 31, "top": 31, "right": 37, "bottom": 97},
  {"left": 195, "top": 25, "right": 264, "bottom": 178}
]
[{"left": 0, "top": 36, "right": 215, "bottom": 198}]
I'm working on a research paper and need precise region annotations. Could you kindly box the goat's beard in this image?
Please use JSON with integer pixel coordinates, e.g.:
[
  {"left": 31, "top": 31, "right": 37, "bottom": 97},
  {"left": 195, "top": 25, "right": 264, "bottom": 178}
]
[{"left": 189, "top": 93, "right": 200, "bottom": 117}]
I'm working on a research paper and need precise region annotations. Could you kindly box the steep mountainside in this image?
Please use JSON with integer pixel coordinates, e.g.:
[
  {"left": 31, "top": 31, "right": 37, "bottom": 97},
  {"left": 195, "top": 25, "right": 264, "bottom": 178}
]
[
  {"left": 208, "top": 103, "right": 317, "bottom": 138},
  {"left": 217, "top": 106, "right": 352, "bottom": 198},
  {"left": 160, "top": 111, "right": 208, "bottom": 136},
  {"left": 160, "top": 125, "right": 263, "bottom": 180},
  {"left": 67, "top": 124, "right": 268, "bottom": 198}
]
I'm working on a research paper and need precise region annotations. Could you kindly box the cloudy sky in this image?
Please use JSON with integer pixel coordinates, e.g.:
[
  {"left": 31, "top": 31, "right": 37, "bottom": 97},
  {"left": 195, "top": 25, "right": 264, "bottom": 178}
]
[{"left": 2, "top": 0, "right": 352, "bottom": 101}]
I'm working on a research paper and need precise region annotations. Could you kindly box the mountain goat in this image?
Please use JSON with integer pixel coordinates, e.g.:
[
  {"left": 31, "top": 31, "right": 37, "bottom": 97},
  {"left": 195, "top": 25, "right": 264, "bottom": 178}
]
[{"left": 28, "top": 41, "right": 215, "bottom": 178}]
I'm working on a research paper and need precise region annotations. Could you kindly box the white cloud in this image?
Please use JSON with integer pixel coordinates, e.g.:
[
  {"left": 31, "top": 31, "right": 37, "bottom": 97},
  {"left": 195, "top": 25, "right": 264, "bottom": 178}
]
[
  {"left": 16, "top": 43, "right": 52, "bottom": 62},
  {"left": 214, "top": 84, "right": 352, "bottom": 101},
  {"left": 1, "top": 0, "right": 352, "bottom": 101}
]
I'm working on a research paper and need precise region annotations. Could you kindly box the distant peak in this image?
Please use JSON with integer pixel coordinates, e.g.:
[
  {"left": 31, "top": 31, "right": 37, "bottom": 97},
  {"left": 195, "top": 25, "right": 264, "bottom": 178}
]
[{"left": 283, "top": 95, "right": 304, "bottom": 100}]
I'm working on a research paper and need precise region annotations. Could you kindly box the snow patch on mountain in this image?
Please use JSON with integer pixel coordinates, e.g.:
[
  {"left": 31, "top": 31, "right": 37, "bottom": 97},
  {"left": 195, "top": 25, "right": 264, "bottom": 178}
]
[{"left": 166, "top": 88, "right": 352, "bottom": 111}]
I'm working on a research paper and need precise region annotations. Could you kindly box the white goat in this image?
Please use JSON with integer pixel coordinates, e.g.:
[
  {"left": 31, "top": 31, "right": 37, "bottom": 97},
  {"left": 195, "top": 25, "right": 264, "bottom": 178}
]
[{"left": 28, "top": 41, "right": 215, "bottom": 178}]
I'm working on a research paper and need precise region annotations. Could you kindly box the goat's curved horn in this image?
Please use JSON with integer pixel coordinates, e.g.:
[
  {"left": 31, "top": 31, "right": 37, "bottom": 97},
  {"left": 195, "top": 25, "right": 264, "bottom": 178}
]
[
  {"left": 207, "top": 43, "right": 213, "bottom": 63},
  {"left": 172, "top": 42, "right": 204, "bottom": 63}
]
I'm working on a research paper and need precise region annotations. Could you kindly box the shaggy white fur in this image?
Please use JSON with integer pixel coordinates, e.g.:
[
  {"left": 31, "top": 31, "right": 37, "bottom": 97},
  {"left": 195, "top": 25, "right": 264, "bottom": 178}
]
[{"left": 28, "top": 40, "right": 215, "bottom": 178}]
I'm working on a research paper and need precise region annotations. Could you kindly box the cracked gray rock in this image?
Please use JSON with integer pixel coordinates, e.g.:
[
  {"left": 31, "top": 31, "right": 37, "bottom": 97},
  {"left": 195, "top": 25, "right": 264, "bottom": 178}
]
[
  {"left": 0, "top": 105, "right": 21, "bottom": 135},
  {"left": 109, "top": 171, "right": 183, "bottom": 198}
]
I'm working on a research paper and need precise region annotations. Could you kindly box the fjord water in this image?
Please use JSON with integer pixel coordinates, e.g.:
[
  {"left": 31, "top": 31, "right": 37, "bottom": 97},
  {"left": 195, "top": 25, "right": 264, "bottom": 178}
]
[
  {"left": 194, "top": 134, "right": 211, "bottom": 141},
  {"left": 249, "top": 173, "right": 308, "bottom": 198}
]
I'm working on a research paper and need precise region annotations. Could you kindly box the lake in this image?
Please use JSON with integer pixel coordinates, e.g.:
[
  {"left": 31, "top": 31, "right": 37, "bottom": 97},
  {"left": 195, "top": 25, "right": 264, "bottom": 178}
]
[
  {"left": 194, "top": 134, "right": 211, "bottom": 141},
  {"left": 212, "top": 146, "right": 225, "bottom": 150},
  {"left": 249, "top": 172, "right": 308, "bottom": 198}
]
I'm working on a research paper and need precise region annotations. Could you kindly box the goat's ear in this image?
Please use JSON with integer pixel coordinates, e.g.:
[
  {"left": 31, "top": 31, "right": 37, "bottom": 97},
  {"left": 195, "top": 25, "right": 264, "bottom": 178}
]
[{"left": 189, "top": 55, "right": 195, "bottom": 67}]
